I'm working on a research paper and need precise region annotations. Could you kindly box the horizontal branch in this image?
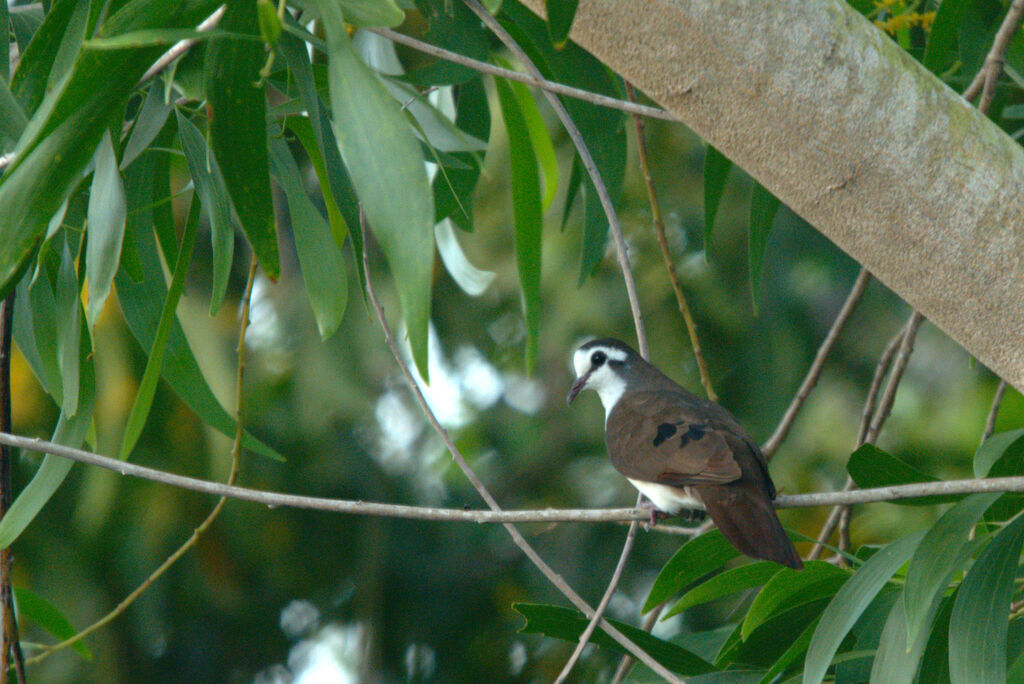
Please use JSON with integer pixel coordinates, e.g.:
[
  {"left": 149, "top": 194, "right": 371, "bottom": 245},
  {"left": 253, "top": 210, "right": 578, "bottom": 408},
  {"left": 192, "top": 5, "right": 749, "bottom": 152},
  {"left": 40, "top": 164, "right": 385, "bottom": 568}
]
[
  {"left": 1, "top": 433, "right": 1023, "bottom": 524},
  {"left": 369, "top": 28, "right": 678, "bottom": 122}
]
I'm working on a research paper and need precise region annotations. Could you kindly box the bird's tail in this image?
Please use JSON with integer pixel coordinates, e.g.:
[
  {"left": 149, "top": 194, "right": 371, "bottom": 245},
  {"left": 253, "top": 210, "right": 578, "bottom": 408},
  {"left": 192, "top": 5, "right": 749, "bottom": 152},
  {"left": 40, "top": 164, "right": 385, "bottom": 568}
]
[{"left": 697, "top": 482, "right": 803, "bottom": 569}]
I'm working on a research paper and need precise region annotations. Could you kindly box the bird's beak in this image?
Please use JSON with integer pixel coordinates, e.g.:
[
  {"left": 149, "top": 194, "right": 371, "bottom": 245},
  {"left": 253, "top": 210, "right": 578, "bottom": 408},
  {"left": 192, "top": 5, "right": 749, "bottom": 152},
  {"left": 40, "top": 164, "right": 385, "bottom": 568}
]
[{"left": 567, "top": 372, "right": 590, "bottom": 405}]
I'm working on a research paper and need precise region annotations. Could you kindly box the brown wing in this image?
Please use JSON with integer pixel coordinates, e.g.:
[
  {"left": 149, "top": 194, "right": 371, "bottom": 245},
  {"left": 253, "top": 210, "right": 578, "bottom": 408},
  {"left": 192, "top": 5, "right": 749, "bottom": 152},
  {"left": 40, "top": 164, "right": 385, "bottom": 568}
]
[{"left": 605, "top": 390, "right": 743, "bottom": 486}]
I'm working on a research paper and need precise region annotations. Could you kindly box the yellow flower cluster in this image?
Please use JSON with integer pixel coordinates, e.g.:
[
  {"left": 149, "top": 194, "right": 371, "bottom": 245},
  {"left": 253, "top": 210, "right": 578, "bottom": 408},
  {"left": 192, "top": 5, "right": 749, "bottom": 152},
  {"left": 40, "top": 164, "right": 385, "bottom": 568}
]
[{"left": 874, "top": 10, "right": 937, "bottom": 34}]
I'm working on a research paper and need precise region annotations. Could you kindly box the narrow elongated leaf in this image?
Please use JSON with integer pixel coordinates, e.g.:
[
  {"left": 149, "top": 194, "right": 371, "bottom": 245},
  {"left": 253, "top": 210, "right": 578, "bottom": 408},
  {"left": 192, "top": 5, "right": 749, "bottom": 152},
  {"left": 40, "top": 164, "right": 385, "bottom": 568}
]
[
  {"left": 85, "top": 130, "right": 127, "bottom": 327},
  {"left": 0, "top": 0, "right": 223, "bottom": 298},
  {"left": 14, "top": 587, "right": 91, "bottom": 660},
  {"left": 0, "top": 75, "right": 27, "bottom": 147},
  {"left": 119, "top": 195, "right": 200, "bottom": 460},
  {"left": 435, "top": 218, "right": 495, "bottom": 296},
  {"left": 975, "top": 428, "right": 1024, "bottom": 477},
  {"left": 748, "top": 182, "right": 780, "bottom": 313},
  {"left": 742, "top": 561, "right": 849, "bottom": 640},
  {"left": 176, "top": 110, "right": 235, "bottom": 315},
  {"left": 645, "top": 530, "right": 739, "bottom": 611},
  {"left": 9, "top": 0, "right": 80, "bottom": 113},
  {"left": 949, "top": 513, "right": 1024, "bottom": 684},
  {"left": 923, "top": 0, "right": 972, "bottom": 75},
  {"left": 83, "top": 28, "right": 261, "bottom": 50},
  {"left": 803, "top": 530, "right": 926, "bottom": 684},
  {"left": 515, "top": 603, "right": 714, "bottom": 675},
  {"left": 718, "top": 598, "right": 830, "bottom": 669},
  {"left": 666, "top": 562, "right": 782, "bottom": 618},
  {"left": 847, "top": 443, "right": 962, "bottom": 506},
  {"left": 759, "top": 616, "right": 819, "bottom": 684},
  {"left": 0, "top": 283, "right": 95, "bottom": 548},
  {"left": 8, "top": 7, "right": 44, "bottom": 58},
  {"left": 55, "top": 241, "right": 80, "bottom": 417},
  {"left": 0, "top": 0, "right": 7, "bottom": 82},
  {"left": 268, "top": 134, "right": 348, "bottom": 339},
  {"left": 205, "top": 0, "right": 279, "bottom": 281},
  {"left": 120, "top": 81, "right": 172, "bottom": 169},
  {"left": 507, "top": 76, "right": 558, "bottom": 210},
  {"left": 904, "top": 493, "right": 999, "bottom": 648},
  {"left": 322, "top": 5, "right": 434, "bottom": 379},
  {"left": 284, "top": 116, "right": 347, "bottom": 248},
  {"left": 546, "top": 0, "right": 580, "bottom": 47},
  {"left": 495, "top": 77, "right": 542, "bottom": 372},
  {"left": 873, "top": 541, "right": 984, "bottom": 684},
  {"left": 703, "top": 145, "right": 732, "bottom": 256},
  {"left": 115, "top": 156, "right": 282, "bottom": 462},
  {"left": 338, "top": 0, "right": 404, "bottom": 27}
]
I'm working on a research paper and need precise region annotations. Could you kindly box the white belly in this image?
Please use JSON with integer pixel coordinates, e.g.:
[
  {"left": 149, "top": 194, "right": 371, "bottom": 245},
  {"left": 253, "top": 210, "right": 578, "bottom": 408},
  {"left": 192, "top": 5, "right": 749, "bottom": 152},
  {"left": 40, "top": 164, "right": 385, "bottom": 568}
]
[{"left": 627, "top": 478, "right": 705, "bottom": 514}]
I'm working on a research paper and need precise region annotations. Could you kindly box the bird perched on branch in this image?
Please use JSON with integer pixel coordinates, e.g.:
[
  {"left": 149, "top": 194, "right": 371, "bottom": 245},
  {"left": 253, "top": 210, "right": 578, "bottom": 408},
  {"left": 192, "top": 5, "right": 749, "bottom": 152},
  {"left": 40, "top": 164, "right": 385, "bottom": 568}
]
[{"left": 567, "top": 338, "right": 802, "bottom": 569}]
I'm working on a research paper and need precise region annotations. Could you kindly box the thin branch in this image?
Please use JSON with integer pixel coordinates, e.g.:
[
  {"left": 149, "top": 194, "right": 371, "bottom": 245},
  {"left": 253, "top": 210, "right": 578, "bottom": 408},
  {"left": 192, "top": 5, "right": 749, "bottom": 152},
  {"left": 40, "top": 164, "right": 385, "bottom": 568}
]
[
  {"left": 864, "top": 311, "right": 925, "bottom": 444},
  {"left": 137, "top": 6, "right": 226, "bottom": 87},
  {"left": 611, "top": 601, "right": 668, "bottom": 684},
  {"left": 369, "top": 28, "right": 678, "bottom": 123},
  {"left": 555, "top": 509, "right": 639, "bottom": 684},
  {"left": 24, "top": 257, "right": 257, "bottom": 664},
  {"left": 762, "top": 268, "right": 871, "bottom": 458},
  {"left": 2, "top": 431, "right": 1024, "bottom": 515},
  {"left": 962, "top": 0, "right": 1024, "bottom": 108},
  {"left": 981, "top": 380, "right": 1008, "bottom": 445},
  {"left": 625, "top": 82, "right": 715, "bottom": 400},
  {"left": 809, "top": 324, "right": 902, "bottom": 560},
  {"left": 360, "top": 214, "right": 679, "bottom": 683},
  {"left": 463, "top": 0, "right": 649, "bottom": 358},
  {"left": 0, "top": 293, "right": 25, "bottom": 683}
]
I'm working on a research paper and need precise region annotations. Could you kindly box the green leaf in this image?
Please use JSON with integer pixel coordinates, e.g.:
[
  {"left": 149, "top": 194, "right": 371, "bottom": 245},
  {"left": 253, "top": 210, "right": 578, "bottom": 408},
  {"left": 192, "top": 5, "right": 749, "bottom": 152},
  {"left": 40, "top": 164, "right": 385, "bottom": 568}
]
[
  {"left": 10, "top": 0, "right": 80, "bottom": 113},
  {"left": 742, "top": 561, "right": 849, "bottom": 640},
  {"left": 703, "top": 145, "right": 732, "bottom": 256},
  {"left": 0, "top": 0, "right": 223, "bottom": 299},
  {"left": 0, "top": 74, "right": 28, "bottom": 147},
  {"left": 82, "top": 28, "right": 262, "bottom": 50},
  {"left": 644, "top": 529, "right": 739, "bottom": 611},
  {"left": 545, "top": 0, "right": 580, "bottom": 47},
  {"left": 322, "top": 6, "right": 434, "bottom": 379},
  {"left": 923, "top": 0, "right": 972, "bottom": 75},
  {"left": 803, "top": 530, "right": 926, "bottom": 684},
  {"left": 495, "top": 77, "right": 542, "bottom": 373},
  {"left": 975, "top": 428, "right": 1024, "bottom": 477},
  {"left": 1, "top": 259, "right": 95, "bottom": 548},
  {"left": 114, "top": 160, "right": 282, "bottom": 462},
  {"left": 338, "top": 0, "right": 405, "bottom": 27},
  {"left": 119, "top": 193, "right": 200, "bottom": 461},
  {"left": 873, "top": 540, "right": 982, "bottom": 684},
  {"left": 748, "top": 182, "right": 780, "bottom": 313},
  {"left": 717, "top": 597, "right": 831, "bottom": 669},
  {"left": 283, "top": 116, "right": 348, "bottom": 249},
  {"left": 759, "top": 616, "right": 819, "bottom": 684},
  {"left": 846, "top": 443, "right": 962, "bottom": 506},
  {"left": 949, "top": 513, "right": 1024, "bottom": 684},
  {"left": 903, "top": 493, "right": 999, "bottom": 648},
  {"left": 435, "top": 218, "right": 495, "bottom": 296},
  {"left": 14, "top": 586, "right": 91, "bottom": 660},
  {"left": 514, "top": 603, "right": 714, "bottom": 675},
  {"left": 268, "top": 133, "right": 348, "bottom": 339},
  {"left": 665, "top": 562, "right": 782, "bottom": 618},
  {"left": 205, "top": 0, "right": 279, "bottom": 281},
  {"left": 120, "top": 80, "right": 172, "bottom": 169},
  {"left": 509, "top": 78, "right": 558, "bottom": 211},
  {"left": 85, "top": 130, "right": 127, "bottom": 327},
  {"left": 54, "top": 239, "right": 81, "bottom": 418},
  {"left": 176, "top": 110, "right": 235, "bottom": 316}
]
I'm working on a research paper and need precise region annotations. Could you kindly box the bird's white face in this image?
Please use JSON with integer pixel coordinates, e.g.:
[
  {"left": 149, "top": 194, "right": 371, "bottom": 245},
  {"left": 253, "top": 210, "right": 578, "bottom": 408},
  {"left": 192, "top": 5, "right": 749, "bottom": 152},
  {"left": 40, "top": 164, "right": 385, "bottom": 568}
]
[{"left": 568, "top": 345, "right": 629, "bottom": 418}]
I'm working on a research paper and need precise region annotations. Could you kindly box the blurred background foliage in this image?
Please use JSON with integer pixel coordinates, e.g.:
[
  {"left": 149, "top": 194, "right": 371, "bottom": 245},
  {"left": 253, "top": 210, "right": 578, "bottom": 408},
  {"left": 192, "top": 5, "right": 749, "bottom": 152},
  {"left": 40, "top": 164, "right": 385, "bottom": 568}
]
[{"left": 3, "top": 0, "right": 1023, "bottom": 681}]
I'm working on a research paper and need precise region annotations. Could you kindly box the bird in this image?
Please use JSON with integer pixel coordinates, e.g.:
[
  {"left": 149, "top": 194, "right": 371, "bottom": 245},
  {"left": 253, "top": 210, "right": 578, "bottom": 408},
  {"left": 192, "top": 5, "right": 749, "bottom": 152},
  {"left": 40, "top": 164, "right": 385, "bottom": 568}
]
[{"left": 567, "top": 337, "right": 802, "bottom": 569}]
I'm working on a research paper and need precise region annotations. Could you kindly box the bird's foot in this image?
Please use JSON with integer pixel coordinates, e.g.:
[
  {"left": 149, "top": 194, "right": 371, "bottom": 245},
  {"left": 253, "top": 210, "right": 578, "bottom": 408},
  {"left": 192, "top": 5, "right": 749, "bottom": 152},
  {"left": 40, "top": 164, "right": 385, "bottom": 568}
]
[
  {"left": 638, "top": 500, "right": 670, "bottom": 530},
  {"left": 678, "top": 507, "right": 708, "bottom": 524}
]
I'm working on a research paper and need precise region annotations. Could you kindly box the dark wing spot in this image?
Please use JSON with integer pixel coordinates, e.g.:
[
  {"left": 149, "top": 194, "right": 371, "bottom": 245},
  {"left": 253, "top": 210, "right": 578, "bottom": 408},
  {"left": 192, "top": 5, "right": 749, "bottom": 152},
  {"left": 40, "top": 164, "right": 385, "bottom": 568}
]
[
  {"left": 678, "top": 423, "right": 706, "bottom": 449},
  {"left": 652, "top": 422, "right": 677, "bottom": 447}
]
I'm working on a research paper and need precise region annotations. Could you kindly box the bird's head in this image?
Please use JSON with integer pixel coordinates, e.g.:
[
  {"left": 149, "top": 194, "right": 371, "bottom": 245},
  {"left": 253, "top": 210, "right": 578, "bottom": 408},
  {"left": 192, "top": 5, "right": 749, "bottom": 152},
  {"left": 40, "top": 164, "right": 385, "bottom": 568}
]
[{"left": 567, "top": 338, "right": 638, "bottom": 410}]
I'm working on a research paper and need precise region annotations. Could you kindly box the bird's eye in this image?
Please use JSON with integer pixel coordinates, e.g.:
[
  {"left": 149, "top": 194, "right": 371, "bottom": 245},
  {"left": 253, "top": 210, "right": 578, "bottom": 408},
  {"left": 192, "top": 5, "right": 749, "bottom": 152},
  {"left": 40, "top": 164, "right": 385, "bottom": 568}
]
[{"left": 591, "top": 350, "right": 607, "bottom": 367}]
